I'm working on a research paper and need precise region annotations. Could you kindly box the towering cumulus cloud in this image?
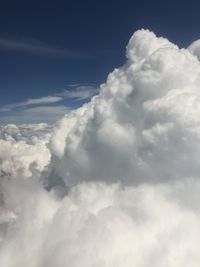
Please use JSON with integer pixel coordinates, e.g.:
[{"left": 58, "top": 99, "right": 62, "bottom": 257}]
[
  {"left": 50, "top": 29, "right": 200, "bottom": 185},
  {"left": 1, "top": 30, "right": 200, "bottom": 266}
]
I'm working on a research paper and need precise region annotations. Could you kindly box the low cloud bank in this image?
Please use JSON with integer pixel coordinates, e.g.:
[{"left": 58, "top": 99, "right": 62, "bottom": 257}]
[{"left": 1, "top": 30, "right": 200, "bottom": 266}]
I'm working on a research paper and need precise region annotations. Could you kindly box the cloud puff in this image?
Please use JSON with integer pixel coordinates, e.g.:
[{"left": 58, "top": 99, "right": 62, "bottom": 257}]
[
  {"left": 0, "top": 123, "right": 51, "bottom": 178},
  {"left": 0, "top": 96, "right": 63, "bottom": 112},
  {"left": 1, "top": 181, "right": 200, "bottom": 267},
  {"left": 2, "top": 29, "right": 200, "bottom": 266},
  {"left": 0, "top": 123, "right": 51, "bottom": 143}
]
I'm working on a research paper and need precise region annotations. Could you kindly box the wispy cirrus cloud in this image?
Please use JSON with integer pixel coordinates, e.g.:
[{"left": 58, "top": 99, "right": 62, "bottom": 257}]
[
  {"left": 0, "top": 96, "right": 63, "bottom": 112},
  {"left": 57, "top": 85, "right": 99, "bottom": 100},
  {"left": 0, "top": 36, "right": 87, "bottom": 58},
  {"left": 0, "top": 84, "right": 99, "bottom": 124},
  {"left": 25, "top": 105, "right": 69, "bottom": 115},
  {"left": 0, "top": 84, "right": 99, "bottom": 112}
]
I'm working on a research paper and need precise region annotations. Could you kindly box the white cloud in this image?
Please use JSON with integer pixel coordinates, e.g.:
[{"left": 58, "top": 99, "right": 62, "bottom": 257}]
[
  {"left": 0, "top": 123, "right": 51, "bottom": 142},
  {"left": 0, "top": 123, "right": 51, "bottom": 178},
  {"left": 50, "top": 29, "right": 200, "bottom": 186},
  {"left": 2, "top": 29, "right": 200, "bottom": 266},
  {"left": 0, "top": 96, "right": 63, "bottom": 111},
  {"left": 58, "top": 85, "right": 99, "bottom": 100},
  {"left": 1, "top": 180, "right": 200, "bottom": 267},
  {"left": 22, "top": 96, "right": 63, "bottom": 106}
]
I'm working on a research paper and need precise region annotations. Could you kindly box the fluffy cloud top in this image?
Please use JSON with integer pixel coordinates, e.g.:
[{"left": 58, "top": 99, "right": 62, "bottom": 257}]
[
  {"left": 50, "top": 29, "right": 200, "bottom": 186},
  {"left": 58, "top": 85, "right": 99, "bottom": 100},
  {"left": 1, "top": 29, "right": 200, "bottom": 267}
]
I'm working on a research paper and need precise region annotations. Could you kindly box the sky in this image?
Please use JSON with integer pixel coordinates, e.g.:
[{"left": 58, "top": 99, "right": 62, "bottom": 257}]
[{"left": 1, "top": 0, "right": 200, "bottom": 124}]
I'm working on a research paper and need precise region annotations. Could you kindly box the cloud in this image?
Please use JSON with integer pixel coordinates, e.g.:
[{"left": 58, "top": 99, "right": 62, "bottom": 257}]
[
  {"left": 0, "top": 96, "right": 63, "bottom": 111},
  {"left": 0, "top": 123, "right": 51, "bottom": 178},
  {"left": 57, "top": 85, "right": 99, "bottom": 101},
  {"left": 0, "top": 123, "right": 52, "bottom": 143},
  {"left": 1, "top": 179, "right": 200, "bottom": 266},
  {"left": 0, "top": 106, "right": 69, "bottom": 125},
  {"left": 21, "top": 96, "right": 63, "bottom": 106},
  {"left": 2, "top": 29, "right": 200, "bottom": 266},
  {"left": 0, "top": 37, "right": 87, "bottom": 58}
]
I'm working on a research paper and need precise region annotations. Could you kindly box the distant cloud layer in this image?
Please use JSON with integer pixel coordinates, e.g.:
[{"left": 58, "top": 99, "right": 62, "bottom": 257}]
[{"left": 1, "top": 30, "right": 200, "bottom": 266}]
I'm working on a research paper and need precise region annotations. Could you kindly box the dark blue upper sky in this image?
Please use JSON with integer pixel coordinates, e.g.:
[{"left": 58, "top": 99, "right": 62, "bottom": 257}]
[{"left": 1, "top": 0, "right": 200, "bottom": 124}]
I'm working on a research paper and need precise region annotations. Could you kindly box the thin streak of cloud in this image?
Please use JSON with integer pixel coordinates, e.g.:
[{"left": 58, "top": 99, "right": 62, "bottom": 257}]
[
  {"left": 0, "top": 85, "right": 99, "bottom": 113},
  {"left": 25, "top": 105, "right": 69, "bottom": 115},
  {"left": 0, "top": 37, "right": 88, "bottom": 58},
  {"left": 0, "top": 96, "right": 63, "bottom": 112},
  {"left": 57, "top": 85, "right": 99, "bottom": 100},
  {"left": 0, "top": 85, "right": 99, "bottom": 124},
  {"left": 20, "top": 96, "right": 63, "bottom": 106}
]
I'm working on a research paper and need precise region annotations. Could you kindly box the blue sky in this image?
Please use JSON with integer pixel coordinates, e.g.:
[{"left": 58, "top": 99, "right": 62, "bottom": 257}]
[{"left": 1, "top": 0, "right": 200, "bottom": 124}]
